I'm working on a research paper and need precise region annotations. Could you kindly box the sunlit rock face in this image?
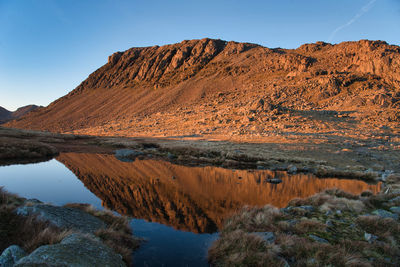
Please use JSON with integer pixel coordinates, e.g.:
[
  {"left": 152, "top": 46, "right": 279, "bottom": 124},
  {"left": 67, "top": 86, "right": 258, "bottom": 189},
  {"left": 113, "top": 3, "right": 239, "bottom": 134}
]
[
  {"left": 57, "top": 153, "right": 380, "bottom": 233},
  {"left": 7, "top": 39, "right": 400, "bottom": 140}
]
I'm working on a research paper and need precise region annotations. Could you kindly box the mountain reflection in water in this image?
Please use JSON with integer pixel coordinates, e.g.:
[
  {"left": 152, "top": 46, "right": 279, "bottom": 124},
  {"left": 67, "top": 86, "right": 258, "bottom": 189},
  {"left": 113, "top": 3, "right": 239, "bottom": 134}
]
[{"left": 57, "top": 153, "right": 380, "bottom": 233}]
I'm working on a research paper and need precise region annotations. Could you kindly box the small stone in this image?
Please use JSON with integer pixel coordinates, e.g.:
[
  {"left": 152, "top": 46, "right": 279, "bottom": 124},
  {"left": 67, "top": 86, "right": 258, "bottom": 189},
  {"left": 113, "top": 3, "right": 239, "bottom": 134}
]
[
  {"left": 389, "top": 206, "right": 400, "bottom": 215},
  {"left": 309, "top": 234, "right": 329, "bottom": 244},
  {"left": 364, "top": 232, "right": 378, "bottom": 243},
  {"left": 0, "top": 245, "right": 27, "bottom": 267},
  {"left": 336, "top": 210, "right": 342, "bottom": 215},
  {"left": 287, "top": 165, "right": 297, "bottom": 174},
  {"left": 325, "top": 210, "right": 333, "bottom": 216},
  {"left": 372, "top": 209, "right": 399, "bottom": 220},
  {"left": 326, "top": 220, "right": 334, "bottom": 227}
]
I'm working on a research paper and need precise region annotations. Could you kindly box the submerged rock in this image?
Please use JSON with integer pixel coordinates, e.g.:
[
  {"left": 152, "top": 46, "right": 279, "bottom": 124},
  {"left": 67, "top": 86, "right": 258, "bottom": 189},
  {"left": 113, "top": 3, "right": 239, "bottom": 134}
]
[
  {"left": 14, "top": 233, "right": 126, "bottom": 267},
  {"left": 287, "top": 164, "right": 298, "bottom": 174},
  {"left": 266, "top": 178, "right": 283, "bottom": 184},
  {"left": 0, "top": 245, "right": 27, "bottom": 267},
  {"left": 17, "top": 204, "right": 106, "bottom": 233}
]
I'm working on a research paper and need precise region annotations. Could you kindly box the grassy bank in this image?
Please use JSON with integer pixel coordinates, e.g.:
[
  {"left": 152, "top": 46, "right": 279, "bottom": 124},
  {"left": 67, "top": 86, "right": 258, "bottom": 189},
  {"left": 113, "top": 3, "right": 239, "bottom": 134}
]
[
  {"left": 0, "top": 187, "right": 140, "bottom": 265},
  {"left": 208, "top": 175, "right": 400, "bottom": 266}
]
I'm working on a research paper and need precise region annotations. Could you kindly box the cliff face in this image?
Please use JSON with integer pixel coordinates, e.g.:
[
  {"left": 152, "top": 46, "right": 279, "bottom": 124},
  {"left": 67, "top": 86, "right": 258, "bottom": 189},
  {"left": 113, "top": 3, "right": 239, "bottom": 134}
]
[
  {"left": 57, "top": 153, "right": 380, "bottom": 233},
  {"left": 6, "top": 39, "right": 400, "bottom": 139}
]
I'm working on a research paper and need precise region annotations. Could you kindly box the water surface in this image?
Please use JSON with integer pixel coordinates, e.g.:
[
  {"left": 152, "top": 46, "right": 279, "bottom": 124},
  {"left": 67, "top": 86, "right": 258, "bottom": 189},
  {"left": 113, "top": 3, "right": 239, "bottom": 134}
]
[{"left": 0, "top": 153, "right": 381, "bottom": 266}]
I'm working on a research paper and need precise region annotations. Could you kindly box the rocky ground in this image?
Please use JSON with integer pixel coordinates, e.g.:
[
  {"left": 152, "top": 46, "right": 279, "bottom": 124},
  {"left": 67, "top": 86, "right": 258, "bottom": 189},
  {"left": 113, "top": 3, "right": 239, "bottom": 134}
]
[
  {"left": 208, "top": 177, "right": 400, "bottom": 266},
  {"left": 0, "top": 188, "right": 139, "bottom": 266},
  {"left": 1, "top": 126, "right": 399, "bottom": 180}
]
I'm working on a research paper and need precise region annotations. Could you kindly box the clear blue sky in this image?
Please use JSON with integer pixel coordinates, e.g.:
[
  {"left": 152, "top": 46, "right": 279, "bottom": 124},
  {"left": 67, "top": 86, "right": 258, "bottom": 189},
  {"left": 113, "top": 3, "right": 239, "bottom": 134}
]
[{"left": 1, "top": 0, "right": 399, "bottom": 111}]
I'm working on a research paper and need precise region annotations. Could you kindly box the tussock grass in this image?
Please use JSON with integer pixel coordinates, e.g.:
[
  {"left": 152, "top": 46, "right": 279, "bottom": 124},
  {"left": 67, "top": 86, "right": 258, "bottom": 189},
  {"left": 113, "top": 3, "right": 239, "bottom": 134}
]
[
  {"left": 0, "top": 190, "right": 139, "bottom": 265},
  {"left": 223, "top": 205, "right": 285, "bottom": 233},
  {"left": 209, "top": 188, "right": 400, "bottom": 266},
  {"left": 208, "top": 230, "right": 283, "bottom": 267},
  {"left": 0, "top": 188, "right": 71, "bottom": 253}
]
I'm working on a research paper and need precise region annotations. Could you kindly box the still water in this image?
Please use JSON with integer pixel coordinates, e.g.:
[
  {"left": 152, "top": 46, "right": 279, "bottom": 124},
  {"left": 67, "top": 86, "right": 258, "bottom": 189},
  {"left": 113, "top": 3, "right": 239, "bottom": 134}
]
[{"left": 0, "top": 153, "right": 380, "bottom": 266}]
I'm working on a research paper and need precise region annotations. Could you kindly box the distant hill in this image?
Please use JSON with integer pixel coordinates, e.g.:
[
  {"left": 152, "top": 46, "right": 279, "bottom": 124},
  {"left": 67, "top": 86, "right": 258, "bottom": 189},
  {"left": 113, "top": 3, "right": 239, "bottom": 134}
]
[
  {"left": 5, "top": 39, "right": 400, "bottom": 140},
  {"left": 0, "top": 105, "right": 40, "bottom": 124},
  {"left": 0, "top": 107, "right": 12, "bottom": 124}
]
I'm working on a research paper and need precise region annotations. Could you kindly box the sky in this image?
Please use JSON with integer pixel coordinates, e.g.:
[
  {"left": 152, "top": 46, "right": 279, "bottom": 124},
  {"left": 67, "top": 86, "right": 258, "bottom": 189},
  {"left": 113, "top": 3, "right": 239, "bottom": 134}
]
[{"left": 0, "top": 0, "right": 399, "bottom": 111}]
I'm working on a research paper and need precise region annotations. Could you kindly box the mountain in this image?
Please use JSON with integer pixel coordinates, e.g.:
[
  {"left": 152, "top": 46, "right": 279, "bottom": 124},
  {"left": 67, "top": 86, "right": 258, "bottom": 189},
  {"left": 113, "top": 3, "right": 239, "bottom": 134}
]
[
  {"left": 0, "top": 105, "right": 40, "bottom": 124},
  {"left": 5, "top": 39, "right": 400, "bottom": 139},
  {"left": 0, "top": 107, "right": 12, "bottom": 124}
]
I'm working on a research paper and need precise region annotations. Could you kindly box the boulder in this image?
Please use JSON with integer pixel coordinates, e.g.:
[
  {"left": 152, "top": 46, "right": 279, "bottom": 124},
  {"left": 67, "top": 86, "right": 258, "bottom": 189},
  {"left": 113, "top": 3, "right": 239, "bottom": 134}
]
[
  {"left": 0, "top": 245, "right": 27, "bottom": 267},
  {"left": 15, "top": 234, "right": 126, "bottom": 267},
  {"left": 17, "top": 204, "right": 106, "bottom": 233}
]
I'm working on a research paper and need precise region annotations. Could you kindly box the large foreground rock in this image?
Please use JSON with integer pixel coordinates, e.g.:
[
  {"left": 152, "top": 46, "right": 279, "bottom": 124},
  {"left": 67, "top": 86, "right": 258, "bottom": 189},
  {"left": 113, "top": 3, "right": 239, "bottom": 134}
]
[
  {"left": 0, "top": 245, "right": 27, "bottom": 267},
  {"left": 17, "top": 204, "right": 106, "bottom": 233},
  {"left": 14, "top": 234, "right": 126, "bottom": 267}
]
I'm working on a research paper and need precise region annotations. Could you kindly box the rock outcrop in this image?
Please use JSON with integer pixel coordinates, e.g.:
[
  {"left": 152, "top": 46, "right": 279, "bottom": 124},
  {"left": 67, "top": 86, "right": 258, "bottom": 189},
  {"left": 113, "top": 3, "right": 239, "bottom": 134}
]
[
  {"left": 14, "top": 234, "right": 126, "bottom": 267},
  {"left": 0, "top": 245, "right": 27, "bottom": 267},
  {"left": 17, "top": 204, "right": 106, "bottom": 233}
]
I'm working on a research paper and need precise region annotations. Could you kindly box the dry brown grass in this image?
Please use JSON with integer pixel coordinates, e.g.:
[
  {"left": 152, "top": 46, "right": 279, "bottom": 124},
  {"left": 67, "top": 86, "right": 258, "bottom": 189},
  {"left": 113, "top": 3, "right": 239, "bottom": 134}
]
[
  {"left": 356, "top": 215, "right": 400, "bottom": 241},
  {"left": 223, "top": 205, "right": 286, "bottom": 233},
  {"left": 0, "top": 190, "right": 139, "bottom": 265},
  {"left": 288, "top": 189, "right": 366, "bottom": 213},
  {"left": 0, "top": 188, "right": 72, "bottom": 253},
  {"left": 209, "top": 189, "right": 400, "bottom": 266},
  {"left": 208, "top": 230, "right": 284, "bottom": 267}
]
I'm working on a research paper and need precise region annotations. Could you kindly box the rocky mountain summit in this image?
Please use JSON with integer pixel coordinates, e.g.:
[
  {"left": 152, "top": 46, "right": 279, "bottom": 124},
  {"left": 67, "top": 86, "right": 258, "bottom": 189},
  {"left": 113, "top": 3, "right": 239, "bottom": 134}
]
[
  {"left": 0, "top": 105, "right": 40, "bottom": 124},
  {"left": 5, "top": 39, "right": 400, "bottom": 142}
]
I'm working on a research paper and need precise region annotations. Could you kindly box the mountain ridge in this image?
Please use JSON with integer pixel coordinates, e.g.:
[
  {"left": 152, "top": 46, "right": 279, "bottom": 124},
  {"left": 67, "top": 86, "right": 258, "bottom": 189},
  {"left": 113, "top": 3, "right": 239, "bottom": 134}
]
[
  {"left": 6, "top": 38, "right": 400, "bottom": 141},
  {"left": 0, "top": 105, "right": 40, "bottom": 124}
]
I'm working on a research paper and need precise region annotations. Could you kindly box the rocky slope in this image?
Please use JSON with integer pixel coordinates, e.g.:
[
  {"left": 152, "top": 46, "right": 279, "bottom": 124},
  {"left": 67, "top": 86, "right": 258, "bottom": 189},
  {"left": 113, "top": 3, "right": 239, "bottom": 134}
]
[
  {"left": 0, "top": 105, "right": 40, "bottom": 124},
  {"left": 6, "top": 39, "right": 400, "bottom": 142}
]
